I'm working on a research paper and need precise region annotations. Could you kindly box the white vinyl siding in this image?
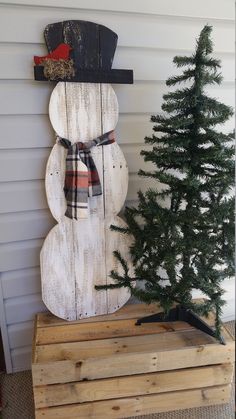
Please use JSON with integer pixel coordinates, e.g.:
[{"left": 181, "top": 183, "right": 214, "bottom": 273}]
[{"left": 0, "top": 0, "right": 234, "bottom": 372}]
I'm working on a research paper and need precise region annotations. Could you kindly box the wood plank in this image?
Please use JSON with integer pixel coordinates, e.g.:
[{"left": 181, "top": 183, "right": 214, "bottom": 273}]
[
  {"left": 35, "top": 67, "right": 133, "bottom": 84},
  {"left": 36, "top": 302, "right": 160, "bottom": 327},
  {"left": 36, "top": 305, "right": 214, "bottom": 345},
  {"left": 36, "top": 318, "right": 195, "bottom": 345},
  {"left": 104, "top": 219, "right": 133, "bottom": 312},
  {"left": 101, "top": 83, "right": 134, "bottom": 312},
  {"left": 35, "top": 326, "right": 233, "bottom": 364},
  {"left": 40, "top": 220, "right": 78, "bottom": 321},
  {"left": 32, "top": 330, "right": 234, "bottom": 385},
  {"left": 35, "top": 384, "right": 231, "bottom": 418},
  {"left": 34, "top": 328, "right": 217, "bottom": 362},
  {"left": 33, "top": 363, "right": 233, "bottom": 408},
  {"left": 36, "top": 300, "right": 214, "bottom": 327},
  {"left": 101, "top": 85, "right": 128, "bottom": 213},
  {"left": 41, "top": 81, "right": 131, "bottom": 321}
]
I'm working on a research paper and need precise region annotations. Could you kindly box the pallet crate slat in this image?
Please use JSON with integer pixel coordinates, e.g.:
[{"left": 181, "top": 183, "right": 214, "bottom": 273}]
[
  {"left": 34, "top": 326, "right": 232, "bottom": 364},
  {"left": 36, "top": 303, "right": 166, "bottom": 327},
  {"left": 36, "top": 318, "right": 195, "bottom": 345},
  {"left": 35, "top": 385, "right": 231, "bottom": 419},
  {"left": 36, "top": 300, "right": 215, "bottom": 328},
  {"left": 34, "top": 329, "right": 212, "bottom": 363},
  {"left": 34, "top": 363, "right": 233, "bottom": 408},
  {"left": 32, "top": 338, "right": 234, "bottom": 385},
  {"left": 32, "top": 302, "right": 235, "bottom": 417}
]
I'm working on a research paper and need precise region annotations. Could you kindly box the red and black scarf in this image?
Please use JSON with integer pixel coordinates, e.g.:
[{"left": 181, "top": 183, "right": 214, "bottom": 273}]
[{"left": 58, "top": 130, "right": 115, "bottom": 219}]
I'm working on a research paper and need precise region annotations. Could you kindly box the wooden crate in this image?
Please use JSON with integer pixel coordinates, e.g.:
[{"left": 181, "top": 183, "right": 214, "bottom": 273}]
[{"left": 32, "top": 303, "right": 235, "bottom": 419}]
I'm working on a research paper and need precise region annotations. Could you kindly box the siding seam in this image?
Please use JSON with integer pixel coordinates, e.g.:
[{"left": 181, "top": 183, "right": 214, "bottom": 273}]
[{"left": 0, "top": 3, "right": 234, "bottom": 24}]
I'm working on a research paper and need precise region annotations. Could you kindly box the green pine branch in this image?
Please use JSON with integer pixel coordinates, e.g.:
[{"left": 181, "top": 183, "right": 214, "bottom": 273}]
[{"left": 95, "top": 24, "right": 234, "bottom": 343}]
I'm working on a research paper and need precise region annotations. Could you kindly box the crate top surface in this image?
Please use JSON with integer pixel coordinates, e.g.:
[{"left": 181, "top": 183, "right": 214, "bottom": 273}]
[{"left": 33, "top": 302, "right": 234, "bottom": 365}]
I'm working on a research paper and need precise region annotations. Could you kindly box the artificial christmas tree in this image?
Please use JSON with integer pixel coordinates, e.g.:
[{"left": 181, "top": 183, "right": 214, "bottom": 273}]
[{"left": 96, "top": 25, "right": 234, "bottom": 343}]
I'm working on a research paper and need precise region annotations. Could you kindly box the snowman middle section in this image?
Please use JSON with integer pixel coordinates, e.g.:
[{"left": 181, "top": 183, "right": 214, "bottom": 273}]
[{"left": 40, "top": 82, "right": 132, "bottom": 320}]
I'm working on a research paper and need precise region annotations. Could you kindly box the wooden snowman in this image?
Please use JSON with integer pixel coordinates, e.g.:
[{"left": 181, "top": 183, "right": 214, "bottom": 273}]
[{"left": 34, "top": 20, "right": 134, "bottom": 320}]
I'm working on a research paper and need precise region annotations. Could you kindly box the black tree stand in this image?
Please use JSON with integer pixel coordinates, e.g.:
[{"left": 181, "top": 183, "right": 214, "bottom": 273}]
[{"left": 135, "top": 305, "right": 226, "bottom": 345}]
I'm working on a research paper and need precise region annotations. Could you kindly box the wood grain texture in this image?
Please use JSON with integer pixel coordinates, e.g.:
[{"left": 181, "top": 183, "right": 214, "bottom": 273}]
[
  {"left": 36, "top": 302, "right": 163, "bottom": 327},
  {"left": 35, "top": 385, "right": 231, "bottom": 418},
  {"left": 1, "top": 0, "right": 235, "bottom": 376},
  {"left": 34, "top": 363, "right": 233, "bottom": 408},
  {"left": 35, "top": 300, "right": 215, "bottom": 327},
  {"left": 35, "top": 329, "right": 232, "bottom": 365},
  {"left": 41, "top": 82, "right": 132, "bottom": 320},
  {"left": 32, "top": 302, "right": 234, "bottom": 417},
  {"left": 32, "top": 327, "right": 234, "bottom": 385},
  {"left": 35, "top": 319, "right": 195, "bottom": 345}
]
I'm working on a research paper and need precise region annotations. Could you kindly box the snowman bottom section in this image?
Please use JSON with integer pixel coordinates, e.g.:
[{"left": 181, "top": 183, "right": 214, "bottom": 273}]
[{"left": 40, "top": 215, "right": 133, "bottom": 321}]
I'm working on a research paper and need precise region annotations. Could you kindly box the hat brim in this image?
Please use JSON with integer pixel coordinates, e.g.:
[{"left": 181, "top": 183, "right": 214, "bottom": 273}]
[{"left": 34, "top": 66, "right": 133, "bottom": 84}]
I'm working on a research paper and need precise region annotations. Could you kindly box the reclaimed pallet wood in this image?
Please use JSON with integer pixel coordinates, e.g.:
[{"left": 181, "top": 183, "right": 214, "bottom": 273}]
[
  {"left": 40, "top": 82, "right": 132, "bottom": 321},
  {"left": 32, "top": 302, "right": 235, "bottom": 418},
  {"left": 34, "top": 67, "right": 133, "bottom": 83},
  {"left": 34, "top": 364, "right": 233, "bottom": 408},
  {"left": 36, "top": 302, "right": 165, "bottom": 326},
  {"left": 35, "top": 20, "right": 133, "bottom": 84},
  {"left": 35, "top": 300, "right": 216, "bottom": 327},
  {"left": 35, "top": 386, "right": 232, "bottom": 419}
]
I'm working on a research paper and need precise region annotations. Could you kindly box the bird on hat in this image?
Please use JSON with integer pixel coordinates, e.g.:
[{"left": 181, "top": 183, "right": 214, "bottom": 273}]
[{"left": 34, "top": 43, "right": 72, "bottom": 65}]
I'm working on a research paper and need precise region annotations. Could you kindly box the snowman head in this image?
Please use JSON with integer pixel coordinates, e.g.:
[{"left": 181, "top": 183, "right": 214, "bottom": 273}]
[
  {"left": 49, "top": 82, "right": 119, "bottom": 143},
  {"left": 33, "top": 20, "right": 133, "bottom": 143}
]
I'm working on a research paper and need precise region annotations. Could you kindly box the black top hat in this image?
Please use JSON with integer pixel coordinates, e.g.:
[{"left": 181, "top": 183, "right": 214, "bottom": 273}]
[{"left": 34, "top": 20, "right": 133, "bottom": 84}]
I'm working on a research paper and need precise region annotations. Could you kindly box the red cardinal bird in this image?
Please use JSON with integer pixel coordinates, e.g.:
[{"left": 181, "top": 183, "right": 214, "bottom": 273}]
[{"left": 34, "top": 43, "right": 72, "bottom": 65}]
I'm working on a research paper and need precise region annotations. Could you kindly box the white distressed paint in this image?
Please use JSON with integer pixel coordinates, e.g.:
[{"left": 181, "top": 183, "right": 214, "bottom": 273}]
[{"left": 41, "top": 82, "right": 132, "bottom": 320}]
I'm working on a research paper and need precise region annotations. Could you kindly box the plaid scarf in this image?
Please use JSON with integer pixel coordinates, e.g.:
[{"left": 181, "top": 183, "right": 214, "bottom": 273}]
[{"left": 58, "top": 130, "right": 115, "bottom": 219}]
